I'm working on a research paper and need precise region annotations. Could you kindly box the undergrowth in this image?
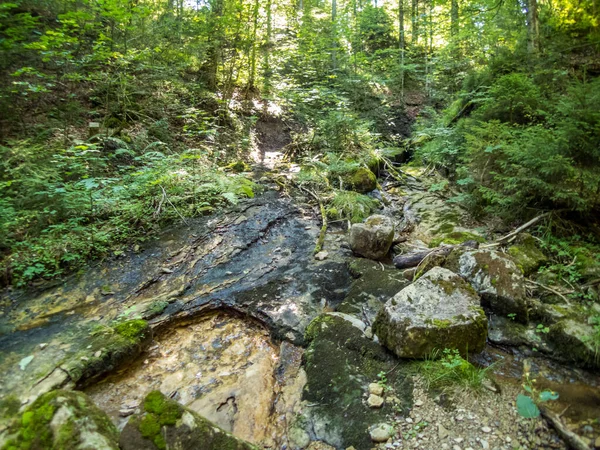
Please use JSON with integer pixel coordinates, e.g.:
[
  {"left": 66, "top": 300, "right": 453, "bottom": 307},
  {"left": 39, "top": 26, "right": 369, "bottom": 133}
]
[
  {"left": 0, "top": 139, "right": 257, "bottom": 287},
  {"left": 413, "top": 348, "right": 494, "bottom": 395}
]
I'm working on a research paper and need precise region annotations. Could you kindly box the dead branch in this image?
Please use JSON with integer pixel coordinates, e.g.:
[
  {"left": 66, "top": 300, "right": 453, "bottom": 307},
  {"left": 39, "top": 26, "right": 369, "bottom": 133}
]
[{"left": 540, "top": 406, "right": 591, "bottom": 450}]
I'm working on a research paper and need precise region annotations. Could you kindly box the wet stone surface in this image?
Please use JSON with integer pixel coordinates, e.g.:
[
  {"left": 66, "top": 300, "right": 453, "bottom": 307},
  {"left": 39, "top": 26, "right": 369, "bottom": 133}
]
[
  {"left": 0, "top": 191, "right": 351, "bottom": 427},
  {"left": 86, "top": 313, "right": 305, "bottom": 448}
]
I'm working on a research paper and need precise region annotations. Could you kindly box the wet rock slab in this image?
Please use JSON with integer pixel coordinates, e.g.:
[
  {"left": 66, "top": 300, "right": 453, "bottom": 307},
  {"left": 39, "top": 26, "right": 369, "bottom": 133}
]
[
  {"left": 86, "top": 313, "right": 305, "bottom": 448},
  {"left": 296, "top": 313, "right": 412, "bottom": 450},
  {"left": 0, "top": 193, "right": 351, "bottom": 424}
]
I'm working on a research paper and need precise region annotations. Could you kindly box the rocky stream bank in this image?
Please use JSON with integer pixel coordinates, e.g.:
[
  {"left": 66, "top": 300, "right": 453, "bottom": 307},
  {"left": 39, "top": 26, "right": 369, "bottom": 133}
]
[{"left": 0, "top": 163, "right": 599, "bottom": 450}]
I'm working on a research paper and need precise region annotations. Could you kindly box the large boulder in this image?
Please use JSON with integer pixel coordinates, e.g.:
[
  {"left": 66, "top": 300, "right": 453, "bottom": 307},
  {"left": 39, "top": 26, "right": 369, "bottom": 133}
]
[
  {"left": 348, "top": 215, "right": 394, "bottom": 261},
  {"left": 445, "top": 249, "right": 529, "bottom": 323},
  {"left": 0, "top": 390, "right": 119, "bottom": 450},
  {"left": 373, "top": 267, "right": 487, "bottom": 359},
  {"left": 341, "top": 167, "right": 377, "bottom": 194},
  {"left": 119, "top": 391, "right": 258, "bottom": 450},
  {"left": 297, "top": 313, "right": 412, "bottom": 450},
  {"left": 548, "top": 320, "right": 600, "bottom": 369}
]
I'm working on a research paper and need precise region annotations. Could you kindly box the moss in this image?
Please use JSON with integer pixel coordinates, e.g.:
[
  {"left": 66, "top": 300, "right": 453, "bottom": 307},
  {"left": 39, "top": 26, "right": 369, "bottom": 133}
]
[
  {"left": 302, "top": 314, "right": 412, "bottom": 449},
  {"left": 429, "top": 231, "right": 486, "bottom": 248},
  {"left": 136, "top": 391, "right": 184, "bottom": 450},
  {"left": 225, "top": 161, "right": 250, "bottom": 173},
  {"left": 432, "top": 222, "right": 455, "bottom": 235},
  {"left": 341, "top": 167, "right": 377, "bottom": 194},
  {"left": 507, "top": 234, "right": 546, "bottom": 276},
  {"left": 113, "top": 319, "right": 150, "bottom": 341},
  {"left": 0, "top": 395, "right": 21, "bottom": 419},
  {"left": 2, "top": 390, "right": 118, "bottom": 450}
]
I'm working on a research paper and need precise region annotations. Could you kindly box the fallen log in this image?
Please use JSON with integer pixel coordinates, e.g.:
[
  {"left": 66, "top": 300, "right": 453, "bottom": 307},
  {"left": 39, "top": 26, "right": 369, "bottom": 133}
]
[
  {"left": 540, "top": 406, "right": 591, "bottom": 450},
  {"left": 393, "top": 240, "right": 480, "bottom": 269}
]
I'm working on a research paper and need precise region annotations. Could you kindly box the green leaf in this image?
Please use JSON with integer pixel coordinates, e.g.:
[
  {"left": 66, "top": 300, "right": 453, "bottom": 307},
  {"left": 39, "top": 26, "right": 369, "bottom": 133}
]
[
  {"left": 516, "top": 394, "right": 540, "bottom": 418},
  {"left": 539, "top": 390, "right": 559, "bottom": 402}
]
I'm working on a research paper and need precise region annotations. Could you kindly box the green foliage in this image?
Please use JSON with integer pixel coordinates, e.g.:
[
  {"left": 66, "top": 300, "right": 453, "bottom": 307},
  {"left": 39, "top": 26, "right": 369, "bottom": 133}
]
[
  {"left": 0, "top": 138, "right": 256, "bottom": 286},
  {"left": 414, "top": 348, "right": 494, "bottom": 394},
  {"left": 517, "top": 372, "right": 559, "bottom": 419},
  {"left": 327, "top": 191, "right": 379, "bottom": 224}
]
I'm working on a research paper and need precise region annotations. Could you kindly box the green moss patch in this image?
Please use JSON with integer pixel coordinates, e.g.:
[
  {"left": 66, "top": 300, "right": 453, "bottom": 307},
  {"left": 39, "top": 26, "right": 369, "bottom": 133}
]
[
  {"left": 1, "top": 390, "right": 119, "bottom": 450},
  {"left": 429, "top": 231, "right": 486, "bottom": 248},
  {"left": 301, "top": 314, "right": 412, "bottom": 449}
]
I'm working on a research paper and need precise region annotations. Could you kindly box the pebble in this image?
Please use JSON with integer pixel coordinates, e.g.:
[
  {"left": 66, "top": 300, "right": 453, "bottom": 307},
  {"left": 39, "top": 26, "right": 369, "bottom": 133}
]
[
  {"left": 406, "top": 417, "right": 413, "bottom": 423},
  {"left": 453, "top": 445, "right": 461, "bottom": 450},
  {"left": 94, "top": 350, "right": 102, "bottom": 358},
  {"left": 39, "top": 343, "right": 48, "bottom": 350},
  {"left": 414, "top": 399, "right": 424, "bottom": 407},
  {"left": 370, "top": 424, "right": 393, "bottom": 443},
  {"left": 480, "top": 439, "right": 489, "bottom": 449},
  {"left": 481, "top": 427, "right": 492, "bottom": 433},
  {"left": 314, "top": 251, "right": 329, "bottom": 261},
  {"left": 454, "top": 437, "right": 464, "bottom": 443},
  {"left": 438, "top": 424, "right": 449, "bottom": 439},
  {"left": 367, "top": 394, "right": 384, "bottom": 408},
  {"left": 595, "top": 437, "right": 600, "bottom": 448},
  {"left": 368, "top": 383, "right": 384, "bottom": 396}
]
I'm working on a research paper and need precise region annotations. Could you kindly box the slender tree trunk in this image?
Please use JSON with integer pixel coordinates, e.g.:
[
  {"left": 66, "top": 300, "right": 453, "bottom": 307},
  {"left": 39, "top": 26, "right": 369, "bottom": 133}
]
[
  {"left": 263, "top": 0, "right": 273, "bottom": 98},
  {"left": 451, "top": 0, "right": 459, "bottom": 37},
  {"left": 248, "top": 0, "right": 260, "bottom": 92},
  {"left": 412, "top": 0, "right": 418, "bottom": 44},
  {"left": 399, "top": 0, "right": 406, "bottom": 99},
  {"left": 527, "top": 0, "right": 540, "bottom": 53},
  {"left": 206, "top": 0, "right": 224, "bottom": 91},
  {"left": 332, "top": 0, "right": 338, "bottom": 71}
]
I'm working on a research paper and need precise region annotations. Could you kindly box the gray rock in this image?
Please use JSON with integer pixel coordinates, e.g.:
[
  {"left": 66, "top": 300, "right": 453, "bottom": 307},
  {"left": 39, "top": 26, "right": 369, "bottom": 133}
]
[
  {"left": 369, "top": 424, "right": 394, "bottom": 443},
  {"left": 119, "top": 391, "right": 258, "bottom": 450},
  {"left": 0, "top": 390, "right": 119, "bottom": 450},
  {"left": 548, "top": 319, "right": 600, "bottom": 369},
  {"left": 300, "top": 314, "right": 412, "bottom": 450},
  {"left": 445, "top": 249, "right": 529, "bottom": 323},
  {"left": 348, "top": 215, "right": 394, "bottom": 261},
  {"left": 373, "top": 267, "right": 487, "bottom": 359},
  {"left": 367, "top": 394, "right": 384, "bottom": 408}
]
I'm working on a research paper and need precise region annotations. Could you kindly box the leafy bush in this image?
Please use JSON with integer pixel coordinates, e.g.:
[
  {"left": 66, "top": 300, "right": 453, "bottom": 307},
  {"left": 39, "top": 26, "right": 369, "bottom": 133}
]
[{"left": 327, "top": 191, "right": 379, "bottom": 224}]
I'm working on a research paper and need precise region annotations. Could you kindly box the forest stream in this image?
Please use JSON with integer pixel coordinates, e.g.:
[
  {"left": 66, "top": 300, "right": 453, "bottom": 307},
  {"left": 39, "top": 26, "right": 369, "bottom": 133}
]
[{"left": 1, "top": 136, "right": 599, "bottom": 450}]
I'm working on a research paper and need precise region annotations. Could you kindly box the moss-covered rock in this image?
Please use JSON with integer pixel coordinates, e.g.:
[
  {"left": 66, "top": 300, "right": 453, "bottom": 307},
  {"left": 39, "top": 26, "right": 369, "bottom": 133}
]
[
  {"left": 507, "top": 233, "right": 547, "bottom": 276},
  {"left": 429, "top": 231, "right": 486, "bottom": 248},
  {"left": 341, "top": 167, "right": 377, "bottom": 194},
  {"left": 548, "top": 320, "right": 600, "bottom": 369},
  {"left": 300, "top": 314, "right": 412, "bottom": 450},
  {"left": 373, "top": 267, "right": 488, "bottom": 359},
  {"left": 0, "top": 390, "right": 119, "bottom": 450},
  {"left": 62, "top": 320, "right": 151, "bottom": 388},
  {"left": 225, "top": 161, "right": 251, "bottom": 173},
  {"left": 444, "top": 249, "right": 529, "bottom": 323},
  {"left": 119, "top": 391, "right": 258, "bottom": 450},
  {"left": 348, "top": 215, "right": 394, "bottom": 261}
]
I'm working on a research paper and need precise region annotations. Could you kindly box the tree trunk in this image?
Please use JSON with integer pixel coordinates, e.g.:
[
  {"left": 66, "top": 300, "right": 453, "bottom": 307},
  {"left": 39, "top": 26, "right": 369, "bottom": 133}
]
[
  {"left": 248, "top": 0, "right": 260, "bottom": 92},
  {"left": 399, "top": 0, "right": 406, "bottom": 99},
  {"left": 411, "top": 0, "right": 418, "bottom": 44},
  {"left": 206, "top": 0, "right": 224, "bottom": 91},
  {"left": 332, "top": 0, "right": 338, "bottom": 71},
  {"left": 263, "top": 0, "right": 273, "bottom": 97},
  {"left": 451, "top": 0, "right": 459, "bottom": 37},
  {"left": 527, "top": 0, "right": 540, "bottom": 53}
]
